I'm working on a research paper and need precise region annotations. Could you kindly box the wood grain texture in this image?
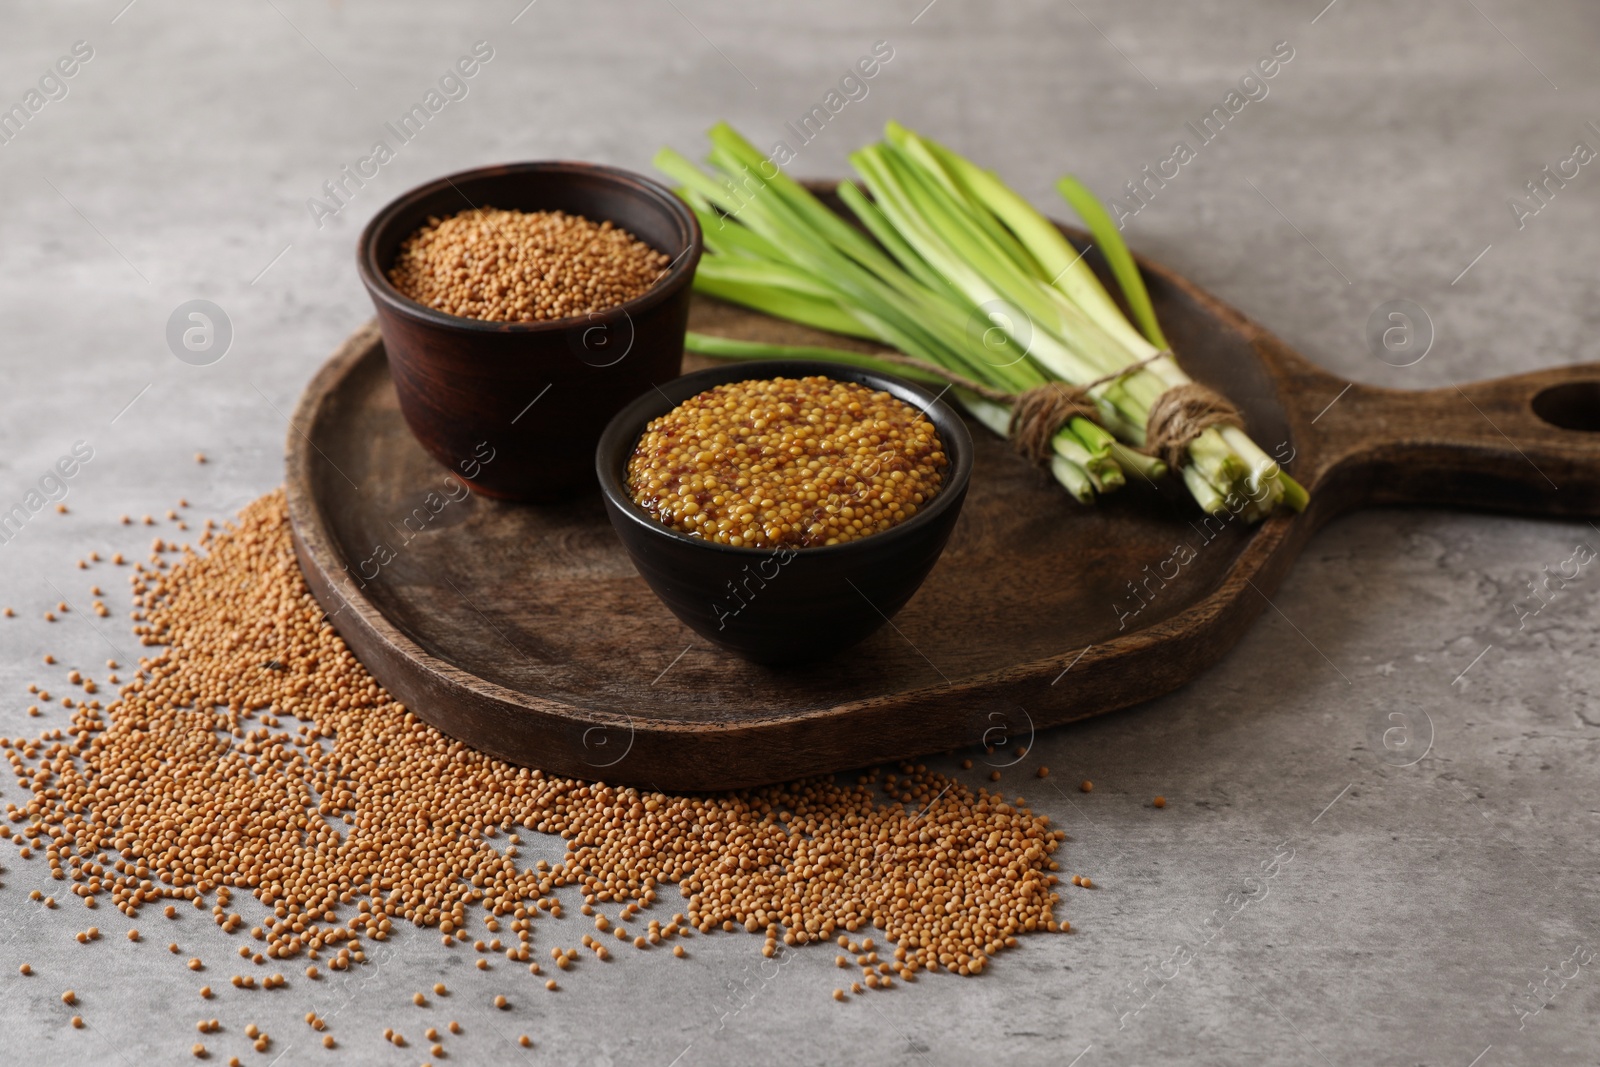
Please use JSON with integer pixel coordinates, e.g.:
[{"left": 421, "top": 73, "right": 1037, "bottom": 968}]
[{"left": 286, "top": 207, "right": 1600, "bottom": 791}]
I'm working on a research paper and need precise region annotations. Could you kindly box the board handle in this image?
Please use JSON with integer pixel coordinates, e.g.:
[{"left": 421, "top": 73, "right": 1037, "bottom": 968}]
[{"left": 1300, "top": 362, "right": 1600, "bottom": 519}]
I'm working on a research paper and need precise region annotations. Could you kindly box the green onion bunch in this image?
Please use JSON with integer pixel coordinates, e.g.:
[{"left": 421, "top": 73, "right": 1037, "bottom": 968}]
[{"left": 654, "top": 122, "right": 1306, "bottom": 519}]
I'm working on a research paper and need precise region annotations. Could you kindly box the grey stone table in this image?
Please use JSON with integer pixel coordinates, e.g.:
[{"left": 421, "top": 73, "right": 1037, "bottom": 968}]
[{"left": 2, "top": 1, "right": 1597, "bottom": 1063}]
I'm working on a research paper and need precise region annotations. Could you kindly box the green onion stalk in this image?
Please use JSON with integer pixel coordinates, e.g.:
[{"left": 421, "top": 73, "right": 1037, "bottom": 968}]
[{"left": 655, "top": 122, "right": 1306, "bottom": 518}]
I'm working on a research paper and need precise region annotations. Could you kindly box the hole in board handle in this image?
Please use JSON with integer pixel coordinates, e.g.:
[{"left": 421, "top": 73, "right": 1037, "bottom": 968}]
[{"left": 1532, "top": 382, "right": 1600, "bottom": 432}]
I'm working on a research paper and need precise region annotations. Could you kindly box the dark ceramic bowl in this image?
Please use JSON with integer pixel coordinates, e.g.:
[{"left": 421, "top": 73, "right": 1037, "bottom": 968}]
[
  {"left": 596, "top": 360, "right": 974, "bottom": 664},
  {"left": 358, "top": 162, "right": 701, "bottom": 501}
]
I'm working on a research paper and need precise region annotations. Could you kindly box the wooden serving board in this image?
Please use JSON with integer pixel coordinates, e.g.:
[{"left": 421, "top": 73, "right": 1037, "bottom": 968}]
[{"left": 286, "top": 215, "right": 1600, "bottom": 792}]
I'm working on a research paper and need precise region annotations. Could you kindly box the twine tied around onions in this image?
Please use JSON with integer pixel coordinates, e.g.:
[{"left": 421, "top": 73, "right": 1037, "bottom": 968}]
[
  {"left": 1140, "top": 382, "right": 1245, "bottom": 470},
  {"left": 858, "top": 348, "right": 1243, "bottom": 468}
]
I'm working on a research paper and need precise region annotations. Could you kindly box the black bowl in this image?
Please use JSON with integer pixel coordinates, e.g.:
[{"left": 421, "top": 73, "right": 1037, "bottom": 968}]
[
  {"left": 596, "top": 360, "right": 974, "bottom": 664},
  {"left": 358, "top": 161, "right": 701, "bottom": 502}
]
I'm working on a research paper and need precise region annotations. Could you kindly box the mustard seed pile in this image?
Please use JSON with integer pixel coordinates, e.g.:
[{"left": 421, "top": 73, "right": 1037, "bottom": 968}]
[
  {"left": 628, "top": 376, "right": 948, "bottom": 548},
  {"left": 2, "top": 491, "right": 1064, "bottom": 1033},
  {"left": 387, "top": 207, "right": 670, "bottom": 322}
]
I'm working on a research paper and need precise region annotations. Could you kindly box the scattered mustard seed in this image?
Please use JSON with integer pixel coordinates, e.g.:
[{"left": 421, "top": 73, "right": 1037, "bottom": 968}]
[{"left": 1, "top": 491, "right": 1066, "bottom": 1012}]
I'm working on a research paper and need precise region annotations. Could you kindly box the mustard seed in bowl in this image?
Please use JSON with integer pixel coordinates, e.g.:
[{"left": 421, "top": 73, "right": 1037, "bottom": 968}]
[
  {"left": 626, "top": 375, "right": 948, "bottom": 548},
  {"left": 387, "top": 207, "right": 670, "bottom": 322}
]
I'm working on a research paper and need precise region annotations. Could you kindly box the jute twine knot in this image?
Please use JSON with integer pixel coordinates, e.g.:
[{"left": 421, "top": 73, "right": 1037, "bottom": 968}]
[
  {"left": 1006, "top": 383, "right": 1100, "bottom": 466},
  {"left": 812, "top": 346, "right": 1240, "bottom": 469},
  {"left": 1000, "top": 348, "right": 1169, "bottom": 467},
  {"left": 1141, "top": 382, "right": 1244, "bottom": 469}
]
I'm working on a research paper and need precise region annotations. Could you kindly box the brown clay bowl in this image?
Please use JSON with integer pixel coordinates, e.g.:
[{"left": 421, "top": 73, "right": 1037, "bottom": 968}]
[{"left": 357, "top": 161, "right": 701, "bottom": 501}]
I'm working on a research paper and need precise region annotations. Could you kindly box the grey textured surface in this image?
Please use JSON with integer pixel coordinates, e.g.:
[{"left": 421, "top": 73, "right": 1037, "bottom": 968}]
[{"left": 2, "top": 1, "right": 1598, "bottom": 1064}]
